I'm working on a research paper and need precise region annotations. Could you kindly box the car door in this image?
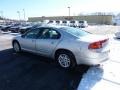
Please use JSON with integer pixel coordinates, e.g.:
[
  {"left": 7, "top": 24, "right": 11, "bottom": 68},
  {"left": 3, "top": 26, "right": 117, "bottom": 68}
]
[
  {"left": 36, "top": 28, "right": 61, "bottom": 56},
  {"left": 20, "top": 29, "right": 40, "bottom": 52}
]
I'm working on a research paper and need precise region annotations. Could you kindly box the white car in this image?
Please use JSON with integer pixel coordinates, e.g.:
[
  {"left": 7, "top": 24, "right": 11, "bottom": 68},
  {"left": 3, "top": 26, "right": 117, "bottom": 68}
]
[
  {"left": 55, "top": 20, "right": 62, "bottom": 25},
  {"left": 69, "top": 20, "right": 77, "bottom": 27},
  {"left": 78, "top": 20, "right": 88, "bottom": 28},
  {"left": 62, "top": 21, "right": 69, "bottom": 26}
]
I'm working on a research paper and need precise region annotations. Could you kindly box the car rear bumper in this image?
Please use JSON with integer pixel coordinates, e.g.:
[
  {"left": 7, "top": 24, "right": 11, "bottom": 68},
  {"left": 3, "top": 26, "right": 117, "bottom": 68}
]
[{"left": 76, "top": 50, "right": 110, "bottom": 65}]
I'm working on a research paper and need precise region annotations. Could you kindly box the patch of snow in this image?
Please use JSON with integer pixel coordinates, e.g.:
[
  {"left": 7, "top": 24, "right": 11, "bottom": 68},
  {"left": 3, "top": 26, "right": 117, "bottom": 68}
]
[
  {"left": 0, "top": 34, "right": 17, "bottom": 40},
  {"left": 78, "top": 61, "right": 120, "bottom": 90}
]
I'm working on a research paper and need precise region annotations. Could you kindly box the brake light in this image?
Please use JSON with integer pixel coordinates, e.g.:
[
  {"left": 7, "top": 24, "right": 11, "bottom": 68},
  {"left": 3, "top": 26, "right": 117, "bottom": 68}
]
[{"left": 88, "top": 39, "right": 108, "bottom": 49}]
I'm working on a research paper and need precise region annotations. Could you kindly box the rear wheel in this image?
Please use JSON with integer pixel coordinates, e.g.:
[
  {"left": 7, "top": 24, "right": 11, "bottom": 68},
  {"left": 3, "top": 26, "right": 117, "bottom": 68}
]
[
  {"left": 13, "top": 41, "right": 21, "bottom": 53},
  {"left": 56, "top": 50, "right": 76, "bottom": 69}
]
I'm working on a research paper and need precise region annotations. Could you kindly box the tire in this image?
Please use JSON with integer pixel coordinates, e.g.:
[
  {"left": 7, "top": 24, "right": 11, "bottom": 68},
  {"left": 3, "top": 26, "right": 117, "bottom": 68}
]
[
  {"left": 13, "top": 41, "right": 21, "bottom": 53},
  {"left": 56, "top": 50, "right": 76, "bottom": 69}
]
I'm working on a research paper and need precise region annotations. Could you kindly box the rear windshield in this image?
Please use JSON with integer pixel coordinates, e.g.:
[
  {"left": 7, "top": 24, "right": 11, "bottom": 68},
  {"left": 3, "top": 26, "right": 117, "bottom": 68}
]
[{"left": 61, "top": 27, "right": 90, "bottom": 37}]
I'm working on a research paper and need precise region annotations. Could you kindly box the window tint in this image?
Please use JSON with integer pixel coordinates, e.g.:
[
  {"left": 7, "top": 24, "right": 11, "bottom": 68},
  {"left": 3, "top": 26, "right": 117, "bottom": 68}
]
[
  {"left": 49, "top": 21, "right": 53, "bottom": 23},
  {"left": 40, "top": 29, "right": 50, "bottom": 39},
  {"left": 61, "top": 27, "right": 90, "bottom": 37},
  {"left": 24, "top": 29, "right": 40, "bottom": 39},
  {"left": 70, "top": 21, "right": 75, "bottom": 23},
  {"left": 79, "top": 21, "right": 84, "bottom": 23},
  {"left": 62, "top": 21, "right": 67, "bottom": 23},
  {"left": 56, "top": 21, "right": 60, "bottom": 23},
  {"left": 50, "top": 30, "right": 61, "bottom": 39},
  {"left": 40, "top": 28, "right": 60, "bottom": 39}
]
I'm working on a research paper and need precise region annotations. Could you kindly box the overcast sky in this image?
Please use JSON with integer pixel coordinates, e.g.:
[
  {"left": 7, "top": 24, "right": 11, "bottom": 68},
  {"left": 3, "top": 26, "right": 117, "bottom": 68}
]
[{"left": 0, "top": 0, "right": 120, "bottom": 20}]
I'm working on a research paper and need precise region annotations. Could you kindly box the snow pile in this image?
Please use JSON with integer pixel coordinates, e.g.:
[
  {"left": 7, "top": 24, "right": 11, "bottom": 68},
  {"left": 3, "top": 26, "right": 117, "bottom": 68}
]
[{"left": 109, "top": 37, "right": 120, "bottom": 61}]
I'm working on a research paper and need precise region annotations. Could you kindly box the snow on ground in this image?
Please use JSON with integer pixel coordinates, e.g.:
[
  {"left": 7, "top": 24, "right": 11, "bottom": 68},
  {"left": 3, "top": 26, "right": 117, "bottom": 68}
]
[
  {"left": 78, "top": 35, "right": 120, "bottom": 90},
  {"left": 0, "top": 34, "right": 16, "bottom": 39},
  {"left": 85, "top": 25, "right": 120, "bottom": 35},
  {"left": 0, "top": 33, "right": 20, "bottom": 40}
]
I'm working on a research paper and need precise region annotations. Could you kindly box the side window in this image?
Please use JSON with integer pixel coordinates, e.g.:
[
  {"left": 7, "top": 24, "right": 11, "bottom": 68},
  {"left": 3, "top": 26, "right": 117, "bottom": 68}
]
[
  {"left": 50, "top": 30, "right": 61, "bottom": 39},
  {"left": 24, "top": 29, "right": 40, "bottom": 39},
  {"left": 40, "top": 28, "right": 61, "bottom": 39},
  {"left": 40, "top": 29, "right": 50, "bottom": 39}
]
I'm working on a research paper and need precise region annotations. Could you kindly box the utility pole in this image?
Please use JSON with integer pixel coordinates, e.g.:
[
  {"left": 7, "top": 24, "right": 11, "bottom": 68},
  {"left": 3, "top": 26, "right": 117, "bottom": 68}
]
[
  {"left": 0, "top": 11, "right": 3, "bottom": 18},
  {"left": 68, "top": 7, "right": 70, "bottom": 17},
  {"left": 0, "top": 11, "right": 5, "bottom": 24},
  {"left": 23, "top": 9, "right": 26, "bottom": 20},
  {"left": 17, "top": 11, "right": 20, "bottom": 20}
]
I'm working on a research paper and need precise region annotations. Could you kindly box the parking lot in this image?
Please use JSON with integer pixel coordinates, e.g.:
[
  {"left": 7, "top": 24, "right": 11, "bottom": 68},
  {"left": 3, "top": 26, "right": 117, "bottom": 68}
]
[{"left": 0, "top": 33, "right": 89, "bottom": 90}]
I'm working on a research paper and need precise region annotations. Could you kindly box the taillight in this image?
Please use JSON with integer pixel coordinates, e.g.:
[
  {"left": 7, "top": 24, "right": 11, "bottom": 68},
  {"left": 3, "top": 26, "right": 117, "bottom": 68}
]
[{"left": 88, "top": 39, "right": 108, "bottom": 49}]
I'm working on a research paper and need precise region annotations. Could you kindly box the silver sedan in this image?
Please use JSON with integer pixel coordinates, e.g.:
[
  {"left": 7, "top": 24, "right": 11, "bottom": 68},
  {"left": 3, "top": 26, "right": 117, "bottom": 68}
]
[{"left": 12, "top": 26, "right": 110, "bottom": 69}]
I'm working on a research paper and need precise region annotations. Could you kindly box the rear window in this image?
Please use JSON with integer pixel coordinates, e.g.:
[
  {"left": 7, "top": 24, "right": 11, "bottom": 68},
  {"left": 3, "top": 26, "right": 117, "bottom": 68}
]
[{"left": 61, "top": 27, "right": 90, "bottom": 37}]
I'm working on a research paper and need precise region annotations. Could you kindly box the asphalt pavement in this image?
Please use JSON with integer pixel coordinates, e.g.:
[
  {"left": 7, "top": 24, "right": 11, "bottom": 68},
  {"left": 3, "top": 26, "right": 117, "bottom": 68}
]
[{"left": 0, "top": 33, "right": 89, "bottom": 90}]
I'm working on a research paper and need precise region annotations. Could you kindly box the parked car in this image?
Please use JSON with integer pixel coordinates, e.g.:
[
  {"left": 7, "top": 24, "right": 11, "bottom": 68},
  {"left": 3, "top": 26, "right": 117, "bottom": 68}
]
[
  {"left": 0, "top": 25, "right": 2, "bottom": 29},
  {"left": 12, "top": 25, "right": 110, "bottom": 69},
  {"left": 1, "top": 25, "right": 11, "bottom": 32},
  {"left": 62, "top": 20, "right": 70, "bottom": 26},
  {"left": 9, "top": 26, "right": 20, "bottom": 33},
  {"left": 55, "top": 20, "right": 62, "bottom": 25},
  {"left": 115, "top": 31, "right": 120, "bottom": 39},
  {"left": 69, "top": 20, "right": 77, "bottom": 27},
  {"left": 48, "top": 20, "right": 56, "bottom": 24},
  {"left": 78, "top": 20, "right": 88, "bottom": 28},
  {"left": 19, "top": 26, "right": 32, "bottom": 34}
]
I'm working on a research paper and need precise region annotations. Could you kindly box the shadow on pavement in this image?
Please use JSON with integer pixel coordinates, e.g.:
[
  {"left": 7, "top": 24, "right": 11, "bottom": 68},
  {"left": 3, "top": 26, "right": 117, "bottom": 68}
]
[
  {"left": 78, "top": 66, "right": 104, "bottom": 90},
  {"left": 0, "top": 48, "right": 89, "bottom": 90}
]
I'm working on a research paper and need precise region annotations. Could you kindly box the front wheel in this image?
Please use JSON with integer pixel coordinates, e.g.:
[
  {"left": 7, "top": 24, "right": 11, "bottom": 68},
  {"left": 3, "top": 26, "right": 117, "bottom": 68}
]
[
  {"left": 13, "top": 41, "right": 21, "bottom": 53},
  {"left": 56, "top": 51, "right": 76, "bottom": 69}
]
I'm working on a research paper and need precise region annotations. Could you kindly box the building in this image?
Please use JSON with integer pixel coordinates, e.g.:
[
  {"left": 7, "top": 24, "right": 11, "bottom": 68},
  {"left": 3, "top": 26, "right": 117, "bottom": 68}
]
[{"left": 28, "top": 15, "right": 113, "bottom": 25}]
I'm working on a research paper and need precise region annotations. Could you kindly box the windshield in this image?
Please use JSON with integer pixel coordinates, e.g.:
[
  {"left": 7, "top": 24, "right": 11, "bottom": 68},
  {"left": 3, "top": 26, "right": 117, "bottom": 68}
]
[
  {"left": 61, "top": 27, "right": 90, "bottom": 37},
  {"left": 62, "top": 21, "right": 67, "bottom": 23}
]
